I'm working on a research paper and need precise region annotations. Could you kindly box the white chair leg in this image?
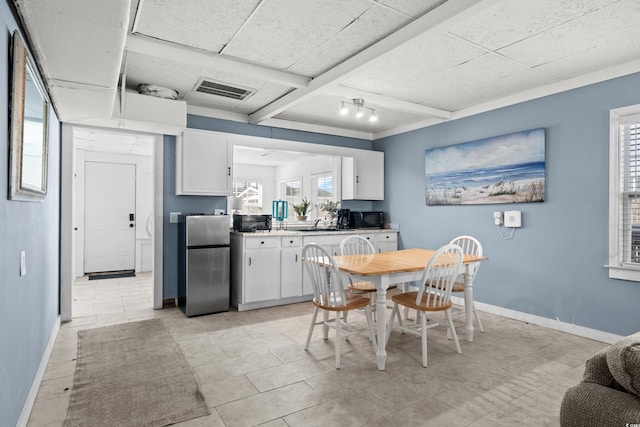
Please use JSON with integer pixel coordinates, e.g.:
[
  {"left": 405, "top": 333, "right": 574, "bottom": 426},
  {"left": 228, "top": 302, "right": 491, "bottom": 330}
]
[
  {"left": 305, "top": 307, "right": 319, "bottom": 350},
  {"left": 445, "top": 310, "right": 461, "bottom": 354},
  {"left": 322, "top": 309, "right": 329, "bottom": 340},
  {"left": 364, "top": 306, "right": 377, "bottom": 353},
  {"left": 386, "top": 304, "right": 398, "bottom": 344},
  {"left": 421, "top": 312, "right": 428, "bottom": 367},
  {"left": 474, "top": 305, "right": 484, "bottom": 332},
  {"left": 335, "top": 311, "right": 342, "bottom": 369}
]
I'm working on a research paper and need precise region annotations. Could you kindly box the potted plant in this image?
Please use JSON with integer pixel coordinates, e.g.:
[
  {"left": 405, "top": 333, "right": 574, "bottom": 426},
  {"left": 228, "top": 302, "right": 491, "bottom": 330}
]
[
  {"left": 318, "top": 200, "right": 339, "bottom": 222},
  {"left": 290, "top": 197, "right": 312, "bottom": 221}
]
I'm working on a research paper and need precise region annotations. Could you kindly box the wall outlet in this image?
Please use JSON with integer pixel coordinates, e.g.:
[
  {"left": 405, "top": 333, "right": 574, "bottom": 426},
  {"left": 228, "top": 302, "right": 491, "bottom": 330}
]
[
  {"left": 493, "top": 211, "right": 502, "bottom": 225},
  {"left": 20, "top": 250, "right": 26, "bottom": 276},
  {"left": 169, "top": 212, "right": 181, "bottom": 223}
]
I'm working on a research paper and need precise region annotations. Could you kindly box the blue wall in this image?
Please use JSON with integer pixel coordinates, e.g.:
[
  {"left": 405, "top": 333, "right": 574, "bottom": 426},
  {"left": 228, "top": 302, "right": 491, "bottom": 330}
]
[
  {"left": 162, "top": 116, "right": 372, "bottom": 299},
  {"left": 374, "top": 73, "right": 640, "bottom": 336},
  {"left": 0, "top": 3, "right": 61, "bottom": 426}
]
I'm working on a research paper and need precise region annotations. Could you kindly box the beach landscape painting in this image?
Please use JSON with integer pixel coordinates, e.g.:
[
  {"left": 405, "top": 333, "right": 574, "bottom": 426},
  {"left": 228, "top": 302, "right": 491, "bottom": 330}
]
[{"left": 425, "top": 128, "right": 545, "bottom": 205}]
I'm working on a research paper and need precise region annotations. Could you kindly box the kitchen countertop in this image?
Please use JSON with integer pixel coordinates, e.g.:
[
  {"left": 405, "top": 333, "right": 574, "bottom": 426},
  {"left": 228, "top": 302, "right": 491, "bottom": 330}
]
[{"left": 231, "top": 228, "right": 397, "bottom": 237}]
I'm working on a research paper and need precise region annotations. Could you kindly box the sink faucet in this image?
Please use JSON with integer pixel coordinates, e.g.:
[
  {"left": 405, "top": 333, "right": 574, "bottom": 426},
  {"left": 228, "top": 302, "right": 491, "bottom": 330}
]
[{"left": 314, "top": 218, "right": 321, "bottom": 228}]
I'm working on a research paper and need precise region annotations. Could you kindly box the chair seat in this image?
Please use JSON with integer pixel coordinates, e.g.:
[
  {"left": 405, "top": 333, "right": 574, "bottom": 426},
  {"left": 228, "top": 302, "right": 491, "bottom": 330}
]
[
  {"left": 391, "top": 291, "right": 452, "bottom": 312},
  {"left": 347, "top": 281, "right": 398, "bottom": 292},
  {"left": 313, "top": 292, "right": 372, "bottom": 312},
  {"left": 451, "top": 281, "right": 465, "bottom": 292}
]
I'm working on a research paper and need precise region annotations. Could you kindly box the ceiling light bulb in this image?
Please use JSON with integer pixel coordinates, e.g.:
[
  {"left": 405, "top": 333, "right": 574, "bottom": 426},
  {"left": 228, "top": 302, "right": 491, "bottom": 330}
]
[
  {"left": 369, "top": 110, "right": 378, "bottom": 122},
  {"left": 355, "top": 107, "right": 364, "bottom": 119},
  {"left": 339, "top": 102, "right": 349, "bottom": 115}
]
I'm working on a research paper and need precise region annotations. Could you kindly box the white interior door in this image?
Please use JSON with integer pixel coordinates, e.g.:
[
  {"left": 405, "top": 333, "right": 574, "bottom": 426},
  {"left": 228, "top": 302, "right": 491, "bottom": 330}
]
[{"left": 84, "top": 161, "right": 136, "bottom": 273}]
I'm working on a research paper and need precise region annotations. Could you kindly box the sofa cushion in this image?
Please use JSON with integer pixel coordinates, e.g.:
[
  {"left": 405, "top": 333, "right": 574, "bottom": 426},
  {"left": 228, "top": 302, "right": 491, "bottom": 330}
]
[
  {"left": 583, "top": 346, "right": 617, "bottom": 387},
  {"left": 606, "top": 337, "right": 640, "bottom": 397}
]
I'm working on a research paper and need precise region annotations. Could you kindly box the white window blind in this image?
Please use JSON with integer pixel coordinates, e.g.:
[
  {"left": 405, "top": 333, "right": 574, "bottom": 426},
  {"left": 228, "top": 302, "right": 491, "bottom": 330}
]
[
  {"left": 312, "top": 173, "right": 333, "bottom": 218},
  {"left": 620, "top": 121, "right": 640, "bottom": 265},
  {"left": 281, "top": 178, "right": 301, "bottom": 218}
]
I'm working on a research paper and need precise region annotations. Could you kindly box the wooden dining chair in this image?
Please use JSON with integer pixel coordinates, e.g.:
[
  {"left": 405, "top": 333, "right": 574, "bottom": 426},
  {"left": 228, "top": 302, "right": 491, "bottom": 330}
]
[
  {"left": 340, "top": 235, "right": 397, "bottom": 321},
  {"left": 385, "top": 244, "right": 463, "bottom": 367},
  {"left": 449, "top": 235, "right": 484, "bottom": 333},
  {"left": 302, "top": 243, "right": 377, "bottom": 369}
]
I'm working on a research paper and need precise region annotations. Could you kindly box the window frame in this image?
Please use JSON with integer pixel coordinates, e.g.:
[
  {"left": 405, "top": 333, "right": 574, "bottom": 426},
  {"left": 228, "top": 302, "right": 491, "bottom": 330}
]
[
  {"left": 608, "top": 104, "right": 640, "bottom": 281},
  {"left": 311, "top": 171, "right": 334, "bottom": 220},
  {"left": 232, "top": 179, "right": 264, "bottom": 214}
]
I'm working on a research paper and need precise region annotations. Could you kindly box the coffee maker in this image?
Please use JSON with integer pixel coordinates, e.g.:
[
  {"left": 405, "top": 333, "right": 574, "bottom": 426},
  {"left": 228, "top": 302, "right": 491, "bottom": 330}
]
[{"left": 336, "top": 209, "right": 351, "bottom": 229}]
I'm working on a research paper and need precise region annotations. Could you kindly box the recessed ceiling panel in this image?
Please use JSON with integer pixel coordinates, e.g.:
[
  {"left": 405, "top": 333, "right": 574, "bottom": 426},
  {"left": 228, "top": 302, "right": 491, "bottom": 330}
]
[
  {"left": 275, "top": 93, "right": 427, "bottom": 134},
  {"left": 340, "top": 32, "right": 486, "bottom": 107},
  {"left": 377, "top": 0, "right": 446, "bottom": 18},
  {"left": 447, "top": 0, "right": 620, "bottom": 51},
  {"left": 289, "top": 5, "right": 410, "bottom": 76},
  {"left": 222, "top": 0, "right": 372, "bottom": 69},
  {"left": 185, "top": 82, "right": 291, "bottom": 115},
  {"left": 498, "top": 0, "right": 640, "bottom": 76},
  {"left": 134, "top": 0, "right": 260, "bottom": 52},
  {"left": 125, "top": 52, "right": 201, "bottom": 97}
]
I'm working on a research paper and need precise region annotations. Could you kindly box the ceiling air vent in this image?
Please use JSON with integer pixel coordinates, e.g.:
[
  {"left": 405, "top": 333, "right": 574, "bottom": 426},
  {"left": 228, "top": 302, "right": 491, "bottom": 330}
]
[{"left": 195, "top": 79, "right": 254, "bottom": 100}]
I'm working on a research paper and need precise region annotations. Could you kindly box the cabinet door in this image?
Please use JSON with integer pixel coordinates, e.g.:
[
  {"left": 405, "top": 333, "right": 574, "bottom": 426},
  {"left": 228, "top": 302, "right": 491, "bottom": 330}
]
[
  {"left": 281, "top": 246, "right": 302, "bottom": 298},
  {"left": 244, "top": 248, "right": 280, "bottom": 303},
  {"left": 342, "top": 150, "right": 384, "bottom": 200},
  {"left": 176, "top": 129, "right": 232, "bottom": 195},
  {"left": 375, "top": 232, "right": 398, "bottom": 253}
]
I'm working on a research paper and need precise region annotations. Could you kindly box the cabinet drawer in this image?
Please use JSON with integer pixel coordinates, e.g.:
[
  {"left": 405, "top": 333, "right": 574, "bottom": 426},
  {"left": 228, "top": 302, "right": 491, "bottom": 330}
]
[
  {"left": 281, "top": 236, "right": 302, "bottom": 248},
  {"left": 376, "top": 232, "right": 397, "bottom": 244},
  {"left": 359, "top": 233, "right": 376, "bottom": 244},
  {"left": 245, "top": 237, "right": 280, "bottom": 249}
]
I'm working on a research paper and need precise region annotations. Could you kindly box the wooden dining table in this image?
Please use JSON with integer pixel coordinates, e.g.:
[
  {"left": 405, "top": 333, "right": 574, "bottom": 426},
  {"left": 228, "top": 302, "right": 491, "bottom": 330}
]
[{"left": 332, "top": 248, "right": 487, "bottom": 371}]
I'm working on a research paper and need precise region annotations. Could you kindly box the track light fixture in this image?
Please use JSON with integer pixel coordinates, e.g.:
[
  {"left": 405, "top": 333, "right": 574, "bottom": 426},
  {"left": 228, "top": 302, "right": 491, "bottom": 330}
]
[{"left": 339, "top": 98, "right": 378, "bottom": 123}]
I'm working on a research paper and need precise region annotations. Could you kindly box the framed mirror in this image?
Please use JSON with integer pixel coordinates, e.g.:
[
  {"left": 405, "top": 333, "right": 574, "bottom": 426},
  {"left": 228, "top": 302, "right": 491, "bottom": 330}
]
[{"left": 9, "top": 31, "right": 49, "bottom": 201}]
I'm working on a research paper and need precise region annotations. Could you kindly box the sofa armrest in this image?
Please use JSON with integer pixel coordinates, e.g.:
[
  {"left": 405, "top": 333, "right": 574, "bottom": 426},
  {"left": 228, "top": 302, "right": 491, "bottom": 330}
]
[{"left": 560, "top": 382, "right": 640, "bottom": 427}]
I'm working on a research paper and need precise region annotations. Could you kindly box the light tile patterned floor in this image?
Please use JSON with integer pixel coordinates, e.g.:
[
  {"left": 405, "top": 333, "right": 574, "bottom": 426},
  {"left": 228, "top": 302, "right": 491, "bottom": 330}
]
[{"left": 27, "top": 273, "right": 606, "bottom": 426}]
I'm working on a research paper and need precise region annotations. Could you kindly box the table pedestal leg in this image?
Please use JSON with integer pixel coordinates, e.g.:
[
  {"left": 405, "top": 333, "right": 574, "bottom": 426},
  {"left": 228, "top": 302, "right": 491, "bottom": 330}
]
[{"left": 376, "top": 278, "right": 388, "bottom": 370}]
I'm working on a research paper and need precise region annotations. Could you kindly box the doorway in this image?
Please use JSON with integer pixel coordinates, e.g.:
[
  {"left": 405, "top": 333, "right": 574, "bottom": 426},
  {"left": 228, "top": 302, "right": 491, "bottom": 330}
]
[{"left": 60, "top": 125, "right": 164, "bottom": 322}]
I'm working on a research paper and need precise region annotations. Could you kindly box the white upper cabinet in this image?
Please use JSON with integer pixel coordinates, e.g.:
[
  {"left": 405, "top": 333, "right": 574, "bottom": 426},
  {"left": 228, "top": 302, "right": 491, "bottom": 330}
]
[
  {"left": 176, "top": 129, "right": 232, "bottom": 195},
  {"left": 342, "top": 150, "right": 384, "bottom": 200}
]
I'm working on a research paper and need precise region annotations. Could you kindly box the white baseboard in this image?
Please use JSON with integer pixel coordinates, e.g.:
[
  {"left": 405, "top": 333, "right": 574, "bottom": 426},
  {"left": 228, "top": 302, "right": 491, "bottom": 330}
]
[
  {"left": 450, "top": 296, "right": 623, "bottom": 345},
  {"left": 17, "top": 316, "right": 61, "bottom": 427}
]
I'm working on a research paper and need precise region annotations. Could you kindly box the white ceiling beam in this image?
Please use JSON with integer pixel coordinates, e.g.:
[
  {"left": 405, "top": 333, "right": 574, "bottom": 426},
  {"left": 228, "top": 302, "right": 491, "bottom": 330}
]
[
  {"left": 329, "top": 86, "right": 452, "bottom": 119},
  {"left": 249, "top": 0, "right": 501, "bottom": 124},
  {"left": 125, "top": 33, "right": 311, "bottom": 88}
]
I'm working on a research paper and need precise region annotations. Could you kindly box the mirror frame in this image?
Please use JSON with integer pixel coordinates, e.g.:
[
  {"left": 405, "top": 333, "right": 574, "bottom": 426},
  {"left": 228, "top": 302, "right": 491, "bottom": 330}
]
[{"left": 8, "top": 31, "right": 49, "bottom": 202}]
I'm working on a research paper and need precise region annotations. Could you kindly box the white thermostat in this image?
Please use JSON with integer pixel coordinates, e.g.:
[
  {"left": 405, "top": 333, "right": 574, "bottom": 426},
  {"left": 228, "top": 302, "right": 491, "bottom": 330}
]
[{"left": 504, "top": 210, "right": 522, "bottom": 228}]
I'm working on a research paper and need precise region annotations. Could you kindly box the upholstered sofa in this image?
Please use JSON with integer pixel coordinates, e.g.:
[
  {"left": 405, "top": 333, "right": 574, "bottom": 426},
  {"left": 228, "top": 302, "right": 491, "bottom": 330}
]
[{"left": 560, "top": 333, "right": 640, "bottom": 427}]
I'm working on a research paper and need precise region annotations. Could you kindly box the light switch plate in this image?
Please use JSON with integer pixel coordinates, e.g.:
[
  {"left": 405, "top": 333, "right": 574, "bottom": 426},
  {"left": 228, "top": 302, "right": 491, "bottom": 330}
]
[
  {"left": 169, "top": 212, "right": 181, "bottom": 223},
  {"left": 20, "top": 250, "right": 26, "bottom": 276}
]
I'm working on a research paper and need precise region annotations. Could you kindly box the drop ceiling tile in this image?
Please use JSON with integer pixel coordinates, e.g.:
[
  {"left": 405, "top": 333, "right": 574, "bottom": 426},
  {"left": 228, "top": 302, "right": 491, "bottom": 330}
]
[
  {"left": 134, "top": 0, "right": 260, "bottom": 52},
  {"left": 377, "top": 0, "right": 446, "bottom": 18},
  {"left": 289, "top": 4, "right": 411, "bottom": 76},
  {"left": 498, "top": 0, "right": 640, "bottom": 74},
  {"left": 222, "top": 0, "right": 372, "bottom": 69},
  {"left": 447, "top": 0, "right": 620, "bottom": 51},
  {"left": 341, "top": 32, "right": 486, "bottom": 104},
  {"left": 21, "top": 9, "right": 124, "bottom": 88},
  {"left": 19, "top": 0, "right": 129, "bottom": 27},
  {"left": 124, "top": 52, "right": 201, "bottom": 97}
]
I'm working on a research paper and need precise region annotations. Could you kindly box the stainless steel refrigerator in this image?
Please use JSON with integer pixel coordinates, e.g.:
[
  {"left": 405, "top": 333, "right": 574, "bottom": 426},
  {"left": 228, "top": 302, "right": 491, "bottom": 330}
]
[{"left": 178, "top": 214, "right": 230, "bottom": 316}]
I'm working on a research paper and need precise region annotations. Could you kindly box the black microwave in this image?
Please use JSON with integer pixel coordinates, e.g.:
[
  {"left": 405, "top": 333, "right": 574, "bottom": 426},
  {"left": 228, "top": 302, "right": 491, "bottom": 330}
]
[
  {"left": 233, "top": 214, "right": 272, "bottom": 232},
  {"left": 349, "top": 211, "right": 384, "bottom": 229}
]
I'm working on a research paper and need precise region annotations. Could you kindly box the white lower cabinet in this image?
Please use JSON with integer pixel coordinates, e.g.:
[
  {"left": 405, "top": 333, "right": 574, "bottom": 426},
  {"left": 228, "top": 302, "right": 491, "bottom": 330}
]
[
  {"left": 231, "top": 230, "right": 398, "bottom": 310},
  {"left": 374, "top": 232, "right": 398, "bottom": 253},
  {"left": 281, "top": 236, "right": 303, "bottom": 298}
]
